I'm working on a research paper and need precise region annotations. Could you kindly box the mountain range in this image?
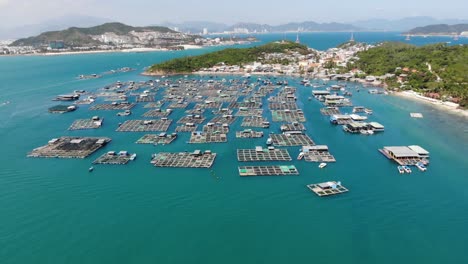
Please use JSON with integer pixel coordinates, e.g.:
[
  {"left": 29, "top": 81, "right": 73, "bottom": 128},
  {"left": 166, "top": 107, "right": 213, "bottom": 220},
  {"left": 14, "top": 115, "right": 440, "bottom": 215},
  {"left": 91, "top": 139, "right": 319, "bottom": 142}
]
[
  {"left": 10, "top": 23, "right": 183, "bottom": 47},
  {"left": 351, "top": 16, "right": 468, "bottom": 31},
  {"left": 2, "top": 15, "right": 468, "bottom": 40}
]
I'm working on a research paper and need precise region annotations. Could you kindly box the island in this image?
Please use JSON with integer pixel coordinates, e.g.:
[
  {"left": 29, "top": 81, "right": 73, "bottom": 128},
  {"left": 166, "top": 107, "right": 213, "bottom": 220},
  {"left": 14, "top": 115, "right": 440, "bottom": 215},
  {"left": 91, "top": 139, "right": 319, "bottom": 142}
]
[{"left": 406, "top": 23, "right": 468, "bottom": 36}]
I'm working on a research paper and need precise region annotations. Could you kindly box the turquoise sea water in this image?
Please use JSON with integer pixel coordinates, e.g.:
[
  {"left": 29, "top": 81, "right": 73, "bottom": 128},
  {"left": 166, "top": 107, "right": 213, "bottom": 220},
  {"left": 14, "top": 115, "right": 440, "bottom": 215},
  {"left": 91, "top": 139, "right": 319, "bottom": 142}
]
[{"left": 0, "top": 32, "right": 467, "bottom": 264}]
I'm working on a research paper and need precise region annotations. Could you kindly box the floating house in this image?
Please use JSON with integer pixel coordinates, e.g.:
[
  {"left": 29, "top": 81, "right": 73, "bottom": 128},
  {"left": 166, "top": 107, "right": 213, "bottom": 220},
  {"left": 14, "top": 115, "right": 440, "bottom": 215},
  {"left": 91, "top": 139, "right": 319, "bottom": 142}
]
[{"left": 379, "top": 145, "right": 430, "bottom": 165}]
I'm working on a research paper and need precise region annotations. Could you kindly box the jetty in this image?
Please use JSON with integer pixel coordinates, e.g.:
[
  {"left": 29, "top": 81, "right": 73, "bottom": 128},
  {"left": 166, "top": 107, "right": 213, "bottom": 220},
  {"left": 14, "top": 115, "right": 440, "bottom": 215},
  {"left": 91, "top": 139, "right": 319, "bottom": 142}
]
[
  {"left": 236, "top": 129, "right": 264, "bottom": 138},
  {"left": 241, "top": 116, "right": 270, "bottom": 128},
  {"left": 271, "top": 110, "right": 306, "bottom": 122},
  {"left": 117, "top": 119, "right": 172, "bottom": 132},
  {"left": 203, "top": 123, "right": 229, "bottom": 133},
  {"left": 68, "top": 116, "right": 103, "bottom": 130},
  {"left": 237, "top": 146, "right": 291, "bottom": 162},
  {"left": 143, "top": 109, "right": 172, "bottom": 117},
  {"left": 28, "top": 137, "right": 111, "bottom": 159},
  {"left": 176, "top": 123, "right": 198, "bottom": 132},
  {"left": 280, "top": 122, "right": 306, "bottom": 132},
  {"left": 301, "top": 145, "right": 336, "bottom": 162},
  {"left": 151, "top": 150, "right": 216, "bottom": 168},
  {"left": 90, "top": 102, "right": 136, "bottom": 110},
  {"left": 136, "top": 133, "right": 177, "bottom": 145},
  {"left": 189, "top": 132, "right": 227, "bottom": 143},
  {"left": 270, "top": 133, "right": 314, "bottom": 146},
  {"left": 177, "top": 115, "right": 206, "bottom": 124},
  {"left": 307, "top": 181, "right": 348, "bottom": 197},
  {"left": 93, "top": 151, "right": 136, "bottom": 165},
  {"left": 239, "top": 165, "right": 299, "bottom": 176}
]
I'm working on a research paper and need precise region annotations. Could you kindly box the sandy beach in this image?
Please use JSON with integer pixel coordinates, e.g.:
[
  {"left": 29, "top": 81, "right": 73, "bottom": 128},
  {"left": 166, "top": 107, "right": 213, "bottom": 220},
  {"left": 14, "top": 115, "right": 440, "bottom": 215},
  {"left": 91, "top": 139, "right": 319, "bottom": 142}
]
[{"left": 394, "top": 90, "right": 468, "bottom": 118}]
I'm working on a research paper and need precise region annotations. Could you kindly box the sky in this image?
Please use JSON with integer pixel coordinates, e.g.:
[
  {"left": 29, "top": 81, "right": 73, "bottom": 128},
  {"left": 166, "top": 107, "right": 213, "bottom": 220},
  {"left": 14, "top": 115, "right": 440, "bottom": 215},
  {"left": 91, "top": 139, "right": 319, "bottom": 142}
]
[{"left": 0, "top": 0, "right": 467, "bottom": 28}]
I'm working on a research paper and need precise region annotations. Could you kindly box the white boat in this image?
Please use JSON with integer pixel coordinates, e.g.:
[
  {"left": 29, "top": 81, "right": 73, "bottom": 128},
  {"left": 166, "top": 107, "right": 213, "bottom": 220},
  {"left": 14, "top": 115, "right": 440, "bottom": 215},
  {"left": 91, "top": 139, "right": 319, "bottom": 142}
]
[
  {"left": 318, "top": 163, "right": 327, "bottom": 169},
  {"left": 266, "top": 138, "right": 273, "bottom": 146},
  {"left": 297, "top": 152, "right": 304, "bottom": 160},
  {"left": 364, "top": 108, "right": 373, "bottom": 115},
  {"left": 416, "top": 162, "right": 427, "bottom": 171},
  {"left": 129, "top": 153, "right": 137, "bottom": 160},
  {"left": 403, "top": 165, "right": 412, "bottom": 173},
  {"left": 360, "top": 129, "right": 373, "bottom": 135},
  {"left": 397, "top": 166, "right": 405, "bottom": 174},
  {"left": 89, "top": 166, "right": 94, "bottom": 172}
]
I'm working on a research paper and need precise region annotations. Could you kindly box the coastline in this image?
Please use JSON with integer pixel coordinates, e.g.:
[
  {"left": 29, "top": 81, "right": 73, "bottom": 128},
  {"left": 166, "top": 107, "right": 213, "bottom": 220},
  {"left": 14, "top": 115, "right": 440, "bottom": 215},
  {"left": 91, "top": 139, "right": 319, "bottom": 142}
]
[
  {"left": 393, "top": 90, "right": 468, "bottom": 118},
  {"left": 142, "top": 68, "right": 466, "bottom": 118},
  {"left": 0, "top": 45, "right": 205, "bottom": 57}
]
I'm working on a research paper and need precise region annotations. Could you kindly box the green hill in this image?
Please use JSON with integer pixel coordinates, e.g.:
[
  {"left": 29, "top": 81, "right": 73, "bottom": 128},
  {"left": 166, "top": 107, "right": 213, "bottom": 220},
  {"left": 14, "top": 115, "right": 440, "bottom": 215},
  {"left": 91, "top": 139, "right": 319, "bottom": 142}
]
[
  {"left": 353, "top": 42, "right": 468, "bottom": 106},
  {"left": 11, "top": 22, "right": 176, "bottom": 47},
  {"left": 407, "top": 24, "right": 468, "bottom": 35},
  {"left": 147, "top": 41, "right": 311, "bottom": 74}
]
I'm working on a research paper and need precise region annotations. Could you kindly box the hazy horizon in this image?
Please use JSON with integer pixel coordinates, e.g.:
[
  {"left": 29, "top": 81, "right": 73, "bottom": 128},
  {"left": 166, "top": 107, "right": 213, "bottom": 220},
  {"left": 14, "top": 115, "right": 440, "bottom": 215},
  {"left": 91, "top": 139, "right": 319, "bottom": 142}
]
[{"left": 0, "top": 0, "right": 467, "bottom": 29}]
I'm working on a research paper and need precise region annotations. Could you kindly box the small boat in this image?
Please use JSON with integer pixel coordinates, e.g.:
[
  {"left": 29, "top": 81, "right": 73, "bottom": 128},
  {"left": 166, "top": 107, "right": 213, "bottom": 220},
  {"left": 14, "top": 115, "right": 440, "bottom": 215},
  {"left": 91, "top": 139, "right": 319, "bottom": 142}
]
[
  {"left": 403, "top": 165, "right": 412, "bottom": 173},
  {"left": 364, "top": 108, "right": 373, "bottom": 115},
  {"left": 416, "top": 162, "right": 427, "bottom": 171},
  {"left": 397, "top": 166, "right": 405, "bottom": 174},
  {"left": 318, "top": 163, "right": 327, "bottom": 169},
  {"left": 297, "top": 152, "right": 304, "bottom": 160},
  {"left": 266, "top": 138, "right": 273, "bottom": 146},
  {"left": 89, "top": 166, "right": 94, "bottom": 172}
]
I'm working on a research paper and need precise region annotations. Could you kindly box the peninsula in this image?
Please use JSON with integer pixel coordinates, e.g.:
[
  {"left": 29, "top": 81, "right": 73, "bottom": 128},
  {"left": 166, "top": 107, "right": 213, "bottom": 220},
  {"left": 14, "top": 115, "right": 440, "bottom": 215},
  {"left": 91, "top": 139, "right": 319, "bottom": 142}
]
[
  {"left": 1, "top": 22, "right": 256, "bottom": 56},
  {"left": 146, "top": 41, "right": 467, "bottom": 108}
]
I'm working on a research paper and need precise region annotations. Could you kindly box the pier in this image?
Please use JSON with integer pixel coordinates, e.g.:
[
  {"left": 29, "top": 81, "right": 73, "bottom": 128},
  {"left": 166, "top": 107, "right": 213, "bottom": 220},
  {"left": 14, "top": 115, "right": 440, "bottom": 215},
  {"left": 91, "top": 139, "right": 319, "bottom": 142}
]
[
  {"left": 151, "top": 150, "right": 216, "bottom": 168},
  {"left": 280, "top": 123, "right": 306, "bottom": 132},
  {"left": 235, "top": 108, "right": 263, "bottom": 117},
  {"left": 117, "top": 119, "right": 172, "bottom": 132},
  {"left": 28, "top": 137, "right": 111, "bottom": 159},
  {"left": 320, "top": 107, "right": 341, "bottom": 116},
  {"left": 68, "top": 117, "right": 103, "bottom": 130},
  {"left": 90, "top": 102, "right": 136, "bottom": 111},
  {"left": 189, "top": 132, "right": 227, "bottom": 143},
  {"left": 270, "top": 134, "right": 314, "bottom": 146},
  {"left": 177, "top": 115, "right": 206, "bottom": 124},
  {"left": 203, "top": 123, "right": 229, "bottom": 133},
  {"left": 176, "top": 124, "right": 198, "bottom": 132},
  {"left": 209, "top": 115, "right": 237, "bottom": 125},
  {"left": 144, "top": 102, "right": 165, "bottom": 108},
  {"left": 271, "top": 110, "right": 306, "bottom": 122},
  {"left": 93, "top": 151, "right": 136, "bottom": 165},
  {"left": 239, "top": 165, "right": 299, "bottom": 176},
  {"left": 136, "top": 133, "right": 177, "bottom": 145},
  {"left": 143, "top": 109, "right": 172, "bottom": 117},
  {"left": 301, "top": 145, "right": 336, "bottom": 162},
  {"left": 237, "top": 147, "right": 291, "bottom": 162},
  {"left": 307, "top": 181, "right": 348, "bottom": 197},
  {"left": 269, "top": 102, "right": 298, "bottom": 110},
  {"left": 241, "top": 116, "right": 270, "bottom": 128},
  {"left": 236, "top": 129, "right": 264, "bottom": 138}
]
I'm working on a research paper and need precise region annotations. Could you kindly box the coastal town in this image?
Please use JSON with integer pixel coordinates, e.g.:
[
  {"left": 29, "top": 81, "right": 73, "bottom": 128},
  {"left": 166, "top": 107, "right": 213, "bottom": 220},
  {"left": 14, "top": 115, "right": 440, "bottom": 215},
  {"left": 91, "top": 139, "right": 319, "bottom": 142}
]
[{"left": 0, "top": 23, "right": 257, "bottom": 55}]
